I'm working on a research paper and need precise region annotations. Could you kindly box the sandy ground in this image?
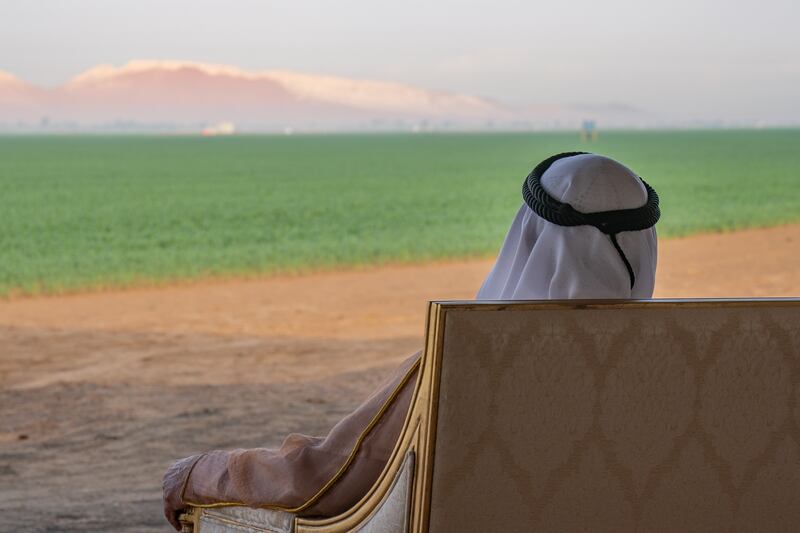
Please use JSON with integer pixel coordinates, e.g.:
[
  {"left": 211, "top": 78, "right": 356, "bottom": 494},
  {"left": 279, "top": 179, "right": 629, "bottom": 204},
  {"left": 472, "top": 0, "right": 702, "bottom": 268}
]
[{"left": 1, "top": 225, "right": 799, "bottom": 532}]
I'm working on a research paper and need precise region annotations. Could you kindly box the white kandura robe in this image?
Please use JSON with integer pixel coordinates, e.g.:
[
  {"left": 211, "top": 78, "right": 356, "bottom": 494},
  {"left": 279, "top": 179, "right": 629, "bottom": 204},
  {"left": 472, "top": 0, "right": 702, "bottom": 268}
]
[{"left": 163, "top": 153, "right": 659, "bottom": 529}]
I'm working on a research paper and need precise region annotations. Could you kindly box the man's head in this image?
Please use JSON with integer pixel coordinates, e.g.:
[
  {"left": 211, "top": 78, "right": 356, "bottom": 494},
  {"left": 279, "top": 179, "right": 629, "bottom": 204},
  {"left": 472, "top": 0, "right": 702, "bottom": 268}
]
[{"left": 477, "top": 152, "right": 659, "bottom": 300}]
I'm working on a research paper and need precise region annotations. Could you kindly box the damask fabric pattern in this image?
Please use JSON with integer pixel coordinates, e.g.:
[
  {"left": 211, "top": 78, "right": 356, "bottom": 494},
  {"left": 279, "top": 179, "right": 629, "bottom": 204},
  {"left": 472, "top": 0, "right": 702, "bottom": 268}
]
[
  {"left": 428, "top": 305, "right": 800, "bottom": 533},
  {"left": 355, "top": 452, "right": 414, "bottom": 533},
  {"left": 198, "top": 506, "right": 295, "bottom": 533}
]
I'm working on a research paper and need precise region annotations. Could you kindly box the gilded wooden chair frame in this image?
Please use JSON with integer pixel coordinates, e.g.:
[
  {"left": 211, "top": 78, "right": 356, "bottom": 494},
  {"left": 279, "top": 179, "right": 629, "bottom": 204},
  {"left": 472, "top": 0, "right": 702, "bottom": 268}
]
[{"left": 183, "top": 298, "right": 800, "bottom": 533}]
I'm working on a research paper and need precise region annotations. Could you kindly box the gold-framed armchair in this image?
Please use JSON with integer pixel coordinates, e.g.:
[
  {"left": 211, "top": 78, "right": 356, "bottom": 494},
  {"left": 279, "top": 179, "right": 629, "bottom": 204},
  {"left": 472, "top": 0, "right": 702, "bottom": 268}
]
[{"left": 183, "top": 298, "right": 800, "bottom": 532}]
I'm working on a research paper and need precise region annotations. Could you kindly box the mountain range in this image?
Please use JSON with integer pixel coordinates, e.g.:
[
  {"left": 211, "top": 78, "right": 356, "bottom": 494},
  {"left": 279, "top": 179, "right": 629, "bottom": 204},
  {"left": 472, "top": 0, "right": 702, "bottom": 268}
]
[{"left": 0, "top": 61, "right": 650, "bottom": 132}]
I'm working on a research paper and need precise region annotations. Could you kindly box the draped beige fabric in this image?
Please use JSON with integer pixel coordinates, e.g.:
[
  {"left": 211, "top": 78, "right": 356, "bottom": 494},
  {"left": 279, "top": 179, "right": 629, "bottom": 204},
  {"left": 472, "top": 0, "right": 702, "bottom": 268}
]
[{"left": 177, "top": 352, "right": 419, "bottom": 517}]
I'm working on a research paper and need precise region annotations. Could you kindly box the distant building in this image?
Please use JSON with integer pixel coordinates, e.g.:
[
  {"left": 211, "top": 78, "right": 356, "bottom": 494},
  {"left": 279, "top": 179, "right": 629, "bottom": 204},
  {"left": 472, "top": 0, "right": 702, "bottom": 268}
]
[{"left": 202, "top": 121, "right": 236, "bottom": 136}]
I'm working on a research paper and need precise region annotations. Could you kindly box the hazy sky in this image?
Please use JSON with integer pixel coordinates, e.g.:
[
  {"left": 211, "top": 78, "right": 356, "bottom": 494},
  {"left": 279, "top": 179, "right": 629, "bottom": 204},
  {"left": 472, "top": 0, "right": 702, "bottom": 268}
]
[{"left": 2, "top": 0, "right": 799, "bottom": 121}]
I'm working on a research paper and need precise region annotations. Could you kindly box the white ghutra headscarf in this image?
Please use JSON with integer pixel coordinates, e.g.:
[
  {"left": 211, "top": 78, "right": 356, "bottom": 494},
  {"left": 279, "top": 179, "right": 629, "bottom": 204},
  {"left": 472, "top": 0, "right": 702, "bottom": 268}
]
[{"left": 476, "top": 153, "right": 658, "bottom": 300}]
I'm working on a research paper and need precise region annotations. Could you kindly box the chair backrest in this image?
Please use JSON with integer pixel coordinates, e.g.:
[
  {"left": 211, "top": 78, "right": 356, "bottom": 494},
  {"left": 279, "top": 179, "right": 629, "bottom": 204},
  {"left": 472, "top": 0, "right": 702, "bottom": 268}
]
[{"left": 422, "top": 300, "right": 800, "bottom": 532}]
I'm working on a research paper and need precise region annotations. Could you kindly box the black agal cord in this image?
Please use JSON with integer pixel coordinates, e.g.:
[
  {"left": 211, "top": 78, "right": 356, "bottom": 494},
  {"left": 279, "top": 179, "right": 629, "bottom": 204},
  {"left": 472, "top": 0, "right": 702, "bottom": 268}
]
[{"left": 522, "top": 152, "right": 660, "bottom": 289}]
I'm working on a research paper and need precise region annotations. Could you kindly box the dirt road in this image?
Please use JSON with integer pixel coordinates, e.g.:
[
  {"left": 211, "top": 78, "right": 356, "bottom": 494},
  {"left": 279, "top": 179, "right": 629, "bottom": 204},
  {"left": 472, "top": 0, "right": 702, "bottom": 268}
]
[{"left": 1, "top": 225, "right": 798, "bottom": 531}]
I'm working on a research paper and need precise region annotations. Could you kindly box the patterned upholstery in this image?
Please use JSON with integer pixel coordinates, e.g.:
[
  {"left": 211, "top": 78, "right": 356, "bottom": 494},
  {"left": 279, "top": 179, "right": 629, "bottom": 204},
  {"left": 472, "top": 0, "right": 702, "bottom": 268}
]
[
  {"left": 196, "top": 506, "right": 295, "bottom": 533},
  {"left": 354, "top": 451, "right": 414, "bottom": 533},
  {"left": 427, "top": 303, "right": 800, "bottom": 532}
]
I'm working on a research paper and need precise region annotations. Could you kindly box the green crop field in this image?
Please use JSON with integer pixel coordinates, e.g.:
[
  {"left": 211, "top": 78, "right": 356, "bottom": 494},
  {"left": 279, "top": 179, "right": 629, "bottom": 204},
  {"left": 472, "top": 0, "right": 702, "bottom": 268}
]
[{"left": 1, "top": 129, "right": 799, "bottom": 296}]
